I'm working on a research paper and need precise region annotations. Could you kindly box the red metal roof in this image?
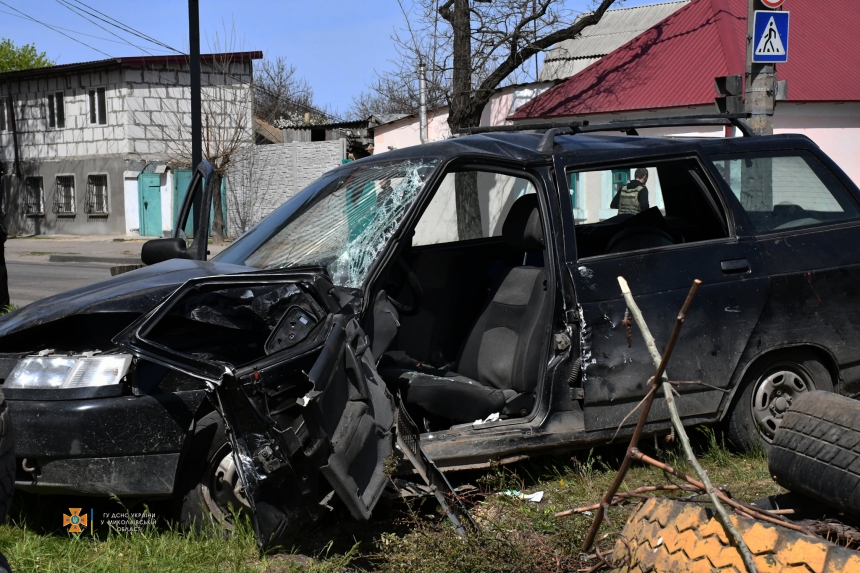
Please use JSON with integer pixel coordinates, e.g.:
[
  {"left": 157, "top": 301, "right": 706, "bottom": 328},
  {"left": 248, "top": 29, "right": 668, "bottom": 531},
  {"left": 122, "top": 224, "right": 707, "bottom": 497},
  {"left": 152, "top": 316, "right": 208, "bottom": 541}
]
[{"left": 513, "top": 0, "right": 860, "bottom": 120}]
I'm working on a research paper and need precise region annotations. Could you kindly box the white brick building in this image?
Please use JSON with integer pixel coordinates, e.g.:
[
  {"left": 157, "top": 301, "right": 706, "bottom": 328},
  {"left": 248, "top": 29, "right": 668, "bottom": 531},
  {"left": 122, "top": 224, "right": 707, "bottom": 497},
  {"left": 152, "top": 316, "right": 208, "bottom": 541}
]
[{"left": 0, "top": 52, "right": 260, "bottom": 236}]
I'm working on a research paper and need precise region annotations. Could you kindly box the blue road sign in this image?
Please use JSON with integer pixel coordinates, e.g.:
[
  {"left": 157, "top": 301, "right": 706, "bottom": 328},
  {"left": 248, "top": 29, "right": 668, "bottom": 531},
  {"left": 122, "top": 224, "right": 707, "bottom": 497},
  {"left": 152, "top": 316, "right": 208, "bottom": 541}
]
[{"left": 753, "top": 11, "right": 790, "bottom": 64}]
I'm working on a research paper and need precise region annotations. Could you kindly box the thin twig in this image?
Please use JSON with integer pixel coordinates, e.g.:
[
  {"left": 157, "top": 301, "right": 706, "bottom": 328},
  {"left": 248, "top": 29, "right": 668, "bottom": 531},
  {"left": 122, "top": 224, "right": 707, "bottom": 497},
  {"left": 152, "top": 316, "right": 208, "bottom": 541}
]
[
  {"left": 618, "top": 280, "right": 759, "bottom": 573},
  {"left": 555, "top": 484, "right": 699, "bottom": 517},
  {"left": 581, "top": 277, "right": 700, "bottom": 551},
  {"left": 607, "top": 383, "right": 656, "bottom": 444}
]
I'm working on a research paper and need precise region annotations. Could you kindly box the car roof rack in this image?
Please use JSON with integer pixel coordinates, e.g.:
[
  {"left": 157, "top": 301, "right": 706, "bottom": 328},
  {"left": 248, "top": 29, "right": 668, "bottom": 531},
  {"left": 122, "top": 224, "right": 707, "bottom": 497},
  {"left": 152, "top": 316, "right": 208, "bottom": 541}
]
[{"left": 456, "top": 113, "right": 754, "bottom": 152}]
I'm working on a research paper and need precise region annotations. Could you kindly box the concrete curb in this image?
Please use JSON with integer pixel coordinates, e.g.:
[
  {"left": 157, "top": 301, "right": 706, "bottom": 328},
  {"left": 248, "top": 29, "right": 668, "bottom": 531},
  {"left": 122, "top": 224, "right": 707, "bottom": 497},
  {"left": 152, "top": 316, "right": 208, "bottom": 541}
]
[{"left": 48, "top": 254, "right": 142, "bottom": 265}]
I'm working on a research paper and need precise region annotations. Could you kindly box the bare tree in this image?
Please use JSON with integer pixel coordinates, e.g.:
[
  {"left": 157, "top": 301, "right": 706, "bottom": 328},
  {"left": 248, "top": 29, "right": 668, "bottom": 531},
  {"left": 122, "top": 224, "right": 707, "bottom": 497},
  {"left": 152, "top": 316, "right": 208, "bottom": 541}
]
[
  {"left": 363, "top": 0, "right": 618, "bottom": 238},
  {"left": 254, "top": 56, "right": 315, "bottom": 124},
  {"left": 364, "top": 0, "right": 618, "bottom": 131}
]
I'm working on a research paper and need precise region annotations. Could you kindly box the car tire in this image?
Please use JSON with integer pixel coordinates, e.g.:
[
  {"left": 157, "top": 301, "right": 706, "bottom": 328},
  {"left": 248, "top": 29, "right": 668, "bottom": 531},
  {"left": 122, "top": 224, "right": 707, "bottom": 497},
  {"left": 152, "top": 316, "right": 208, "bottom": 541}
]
[
  {"left": 177, "top": 412, "right": 249, "bottom": 531},
  {"left": 769, "top": 391, "right": 860, "bottom": 518},
  {"left": 0, "top": 551, "right": 10, "bottom": 573},
  {"left": 726, "top": 349, "right": 833, "bottom": 453},
  {"left": 0, "top": 390, "right": 15, "bottom": 525},
  {"left": 607, "top": 497, "right": 860, "bottom": 572}
]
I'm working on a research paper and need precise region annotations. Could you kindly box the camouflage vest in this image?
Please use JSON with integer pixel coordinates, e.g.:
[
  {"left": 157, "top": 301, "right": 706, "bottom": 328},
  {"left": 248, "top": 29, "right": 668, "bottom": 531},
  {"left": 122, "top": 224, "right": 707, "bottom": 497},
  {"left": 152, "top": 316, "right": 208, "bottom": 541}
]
[{"left": 617, "top": 182, "right": 642, "bottom": 215}]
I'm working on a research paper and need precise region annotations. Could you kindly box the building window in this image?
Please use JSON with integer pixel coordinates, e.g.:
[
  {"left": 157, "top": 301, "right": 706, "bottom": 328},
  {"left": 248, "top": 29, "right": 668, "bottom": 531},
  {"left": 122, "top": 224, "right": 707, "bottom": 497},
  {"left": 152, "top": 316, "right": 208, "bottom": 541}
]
[
  {"left": 23, "top": 177, "right": 45, "bottom": 216},
  {"left": 88, "top": 87, "right": 107, "bottom": 125},
  {"left": 0, "top": 97, "right": 8, "bottom": 132},
  {"left": 47, "top": 91, "right": 65, "bottom": 128},
  {"left": 53, "top": 175, "right": 76, "bottom": 215},
  {"left": 85, "top": 174, "right": 108, "bottom": 215}
]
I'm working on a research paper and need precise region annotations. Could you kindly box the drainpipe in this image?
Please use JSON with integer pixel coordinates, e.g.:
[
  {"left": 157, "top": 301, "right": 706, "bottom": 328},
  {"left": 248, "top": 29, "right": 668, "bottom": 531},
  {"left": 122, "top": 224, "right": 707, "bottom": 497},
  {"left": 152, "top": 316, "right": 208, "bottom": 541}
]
[
  {"left": 418, "top": 62, "right": 428, "bottom": 144},
  {"left": 6, "top": 83, "right": 20, "bottom": 177}
]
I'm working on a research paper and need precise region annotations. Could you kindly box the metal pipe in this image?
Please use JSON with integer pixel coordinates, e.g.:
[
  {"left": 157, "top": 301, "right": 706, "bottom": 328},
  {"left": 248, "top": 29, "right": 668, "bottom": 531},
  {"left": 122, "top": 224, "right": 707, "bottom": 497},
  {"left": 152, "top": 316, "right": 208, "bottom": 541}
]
[
  {"left": 188, "top": 0, "right": 203, "bottom": 232},
  {"left": 418, "top": 62, "right": 428, "bottom": 144}
]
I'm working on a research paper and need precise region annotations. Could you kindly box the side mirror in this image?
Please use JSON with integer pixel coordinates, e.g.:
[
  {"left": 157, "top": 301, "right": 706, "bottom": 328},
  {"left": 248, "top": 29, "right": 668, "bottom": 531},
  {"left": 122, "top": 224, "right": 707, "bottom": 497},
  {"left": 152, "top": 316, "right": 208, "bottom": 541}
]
[{"left": 141, "top": 237, "right": 189, "bottom": 266}]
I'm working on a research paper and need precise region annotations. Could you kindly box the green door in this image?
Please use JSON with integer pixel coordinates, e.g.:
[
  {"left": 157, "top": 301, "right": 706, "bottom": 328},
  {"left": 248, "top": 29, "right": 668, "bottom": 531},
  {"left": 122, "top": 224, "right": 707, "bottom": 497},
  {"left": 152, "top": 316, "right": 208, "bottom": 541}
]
[
  {"left": 138, "top": 174, "right": 162, "bottom": 237},
  {"left": 172, "top": 170, "right": 227, "bottom": 236},
  {"left": 173, "top": 169, "right": 193, "bottom": 235},
  {"left": 612, "top": 169, "right": 629, "bottom": 194}
]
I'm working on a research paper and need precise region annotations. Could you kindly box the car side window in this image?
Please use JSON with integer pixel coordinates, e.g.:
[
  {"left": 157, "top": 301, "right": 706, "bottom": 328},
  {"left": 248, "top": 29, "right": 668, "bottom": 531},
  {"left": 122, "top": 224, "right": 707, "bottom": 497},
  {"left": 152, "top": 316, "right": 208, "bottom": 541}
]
[
  {"left": 413, "top": 170, "right": 536, "bottom": 246},
  {"left": 566, "top": 159, "right": 729, "bottom": 259},
  {"left": 710, "top": 152, "right": 860, "bottom": 234}
]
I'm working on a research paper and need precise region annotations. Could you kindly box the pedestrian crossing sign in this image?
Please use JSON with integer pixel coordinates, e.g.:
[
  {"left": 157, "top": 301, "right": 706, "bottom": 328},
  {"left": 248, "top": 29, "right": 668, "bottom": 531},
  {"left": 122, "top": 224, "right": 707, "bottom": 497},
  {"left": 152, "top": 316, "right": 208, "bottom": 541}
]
[{"left": 753, "top": 11, "right": 790, "bottom": 63}]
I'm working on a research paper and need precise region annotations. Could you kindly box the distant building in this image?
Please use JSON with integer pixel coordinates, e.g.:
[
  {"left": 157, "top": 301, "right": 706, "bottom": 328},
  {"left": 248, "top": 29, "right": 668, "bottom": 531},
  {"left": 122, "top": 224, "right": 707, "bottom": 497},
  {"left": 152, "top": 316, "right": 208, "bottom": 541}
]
[
  {"left": 539, "top": 0, "right": 690, "bottom": 81},
  {"left": 0, "top": 52, "right": 261, "bottom": 237},
  {"left": 373, "top": 82, "right": 555, "bottom": 152}
]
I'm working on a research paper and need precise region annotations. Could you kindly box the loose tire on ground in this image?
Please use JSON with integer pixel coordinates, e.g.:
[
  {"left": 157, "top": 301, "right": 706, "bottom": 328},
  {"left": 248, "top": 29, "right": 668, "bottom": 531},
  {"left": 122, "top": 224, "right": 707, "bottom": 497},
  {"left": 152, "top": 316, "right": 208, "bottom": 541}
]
[
  {"left": 769, "top": 390, "right": 860, "bottom": 518},
  {"left": 609, "top": 497, "right": 860, "bottom": 573},
  {"left": 176, "top": 412, "right": 249, "bottom": 531},
  {"left": 726, "top": 349, "right": 833, "bottom": 453}
]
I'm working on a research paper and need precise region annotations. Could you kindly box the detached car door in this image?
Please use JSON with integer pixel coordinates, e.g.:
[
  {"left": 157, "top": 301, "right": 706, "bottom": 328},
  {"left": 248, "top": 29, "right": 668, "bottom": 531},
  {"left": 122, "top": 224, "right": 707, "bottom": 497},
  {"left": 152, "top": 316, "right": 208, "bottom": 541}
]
[{"left": 115, "top": 271, "right": 395, "bottom": 549}]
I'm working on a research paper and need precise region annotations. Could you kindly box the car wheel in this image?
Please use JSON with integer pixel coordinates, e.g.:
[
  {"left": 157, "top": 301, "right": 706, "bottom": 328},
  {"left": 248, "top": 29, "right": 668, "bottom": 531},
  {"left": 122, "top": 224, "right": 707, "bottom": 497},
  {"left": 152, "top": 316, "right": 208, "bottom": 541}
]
[
  {"left": 0, "top": 390, "right": 14, "bottom": 525},
  {"left": 726, "top": 349, "right": 833, "bottom": 452},
  {"left": 178, "top": 412, "right": 250, "bottom": 531}
]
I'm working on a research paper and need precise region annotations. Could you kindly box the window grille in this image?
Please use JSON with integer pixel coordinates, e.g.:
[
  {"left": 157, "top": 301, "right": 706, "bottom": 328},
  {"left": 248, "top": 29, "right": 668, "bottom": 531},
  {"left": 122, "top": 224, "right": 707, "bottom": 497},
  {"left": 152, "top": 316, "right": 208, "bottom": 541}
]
[
  {"left": 47, "top": 92, "right": 65, "bottom": 128},
  {"left": 23, "top": 177, "right": 45, "bottom": 216},
  {"left": 85, "top": 174, "right": 108, "bottom": 215},
  {"left": 0, "top": 97, "right": 7, "bottom": 132},
  {"left": 88, "top": 87, "right": 106, "bottom": 125},
  {"left": 53, "top": 175, "right": 76, "bottom": 215}
]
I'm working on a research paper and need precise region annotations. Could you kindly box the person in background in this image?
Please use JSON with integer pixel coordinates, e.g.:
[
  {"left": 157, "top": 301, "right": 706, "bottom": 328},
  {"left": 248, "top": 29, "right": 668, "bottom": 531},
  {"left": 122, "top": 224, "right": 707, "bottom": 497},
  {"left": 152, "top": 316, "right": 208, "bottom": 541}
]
[{"left": 611, "top": 167, "right": 650, "bottom": 215}]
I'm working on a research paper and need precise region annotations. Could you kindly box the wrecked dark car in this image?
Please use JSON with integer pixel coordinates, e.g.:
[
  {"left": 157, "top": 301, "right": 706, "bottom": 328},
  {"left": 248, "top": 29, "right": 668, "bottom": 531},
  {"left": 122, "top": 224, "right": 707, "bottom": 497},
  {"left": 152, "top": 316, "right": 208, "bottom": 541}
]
[{"left": 2, "top": 115, "right": 858, "bottom": 547}]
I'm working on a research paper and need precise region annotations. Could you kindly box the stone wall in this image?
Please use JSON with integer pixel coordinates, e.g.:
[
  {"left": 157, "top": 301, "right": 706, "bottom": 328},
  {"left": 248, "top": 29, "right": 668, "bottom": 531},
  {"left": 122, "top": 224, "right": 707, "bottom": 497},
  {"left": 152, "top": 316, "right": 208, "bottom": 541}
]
[
  {"left": 0, "top": 60, "right": 253, "bottom": 164},
  {"left": 0, "top": 69, "right": 128, "bottom": 161},
  {"left": 225, "top": 140, "right": 345, "bottom": 238}
]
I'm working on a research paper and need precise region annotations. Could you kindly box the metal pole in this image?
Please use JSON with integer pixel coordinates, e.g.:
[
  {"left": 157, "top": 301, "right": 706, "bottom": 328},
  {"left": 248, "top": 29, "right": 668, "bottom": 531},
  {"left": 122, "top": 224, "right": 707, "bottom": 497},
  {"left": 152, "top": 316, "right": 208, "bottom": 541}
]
[
  {"left": 189, "top": 0, "right": 203, "bottom": 234},
  {"left": 745, "top": 0, "right": 774, "bottom": 135},
  {"left": 419, "top": 62, "right": 428, "bottom": 144}
]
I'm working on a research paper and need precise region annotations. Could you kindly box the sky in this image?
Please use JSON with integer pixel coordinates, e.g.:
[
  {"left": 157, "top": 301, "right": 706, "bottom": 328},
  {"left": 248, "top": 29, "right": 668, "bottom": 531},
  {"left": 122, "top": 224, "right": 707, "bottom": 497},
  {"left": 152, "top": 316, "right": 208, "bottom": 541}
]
[{"left": 1, "top": 0, "right": 659, "bottom": 114}]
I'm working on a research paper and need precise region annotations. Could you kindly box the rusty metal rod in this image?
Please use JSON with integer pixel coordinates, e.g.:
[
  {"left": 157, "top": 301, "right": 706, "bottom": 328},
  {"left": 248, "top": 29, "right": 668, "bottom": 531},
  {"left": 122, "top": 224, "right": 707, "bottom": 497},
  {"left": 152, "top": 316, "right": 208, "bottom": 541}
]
[
  {"left": 555, "top": 484, "right": 698, "bottom": 517},
  {"left": 581, "top": 277, "right": 701, "bottom": 551},
  {"left": 616, "top": 279, "right": 759, "bottom": 572},
  {"left": 630, "top": 449, "right": 812, "bottom": 536}
]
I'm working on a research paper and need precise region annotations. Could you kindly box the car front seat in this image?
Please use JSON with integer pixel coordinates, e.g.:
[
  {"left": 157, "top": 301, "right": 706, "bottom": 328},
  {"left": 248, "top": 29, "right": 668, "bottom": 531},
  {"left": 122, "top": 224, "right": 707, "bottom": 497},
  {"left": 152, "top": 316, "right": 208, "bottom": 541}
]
[{"left": 390, "top": 194, "right": 550, "bottom": 424}]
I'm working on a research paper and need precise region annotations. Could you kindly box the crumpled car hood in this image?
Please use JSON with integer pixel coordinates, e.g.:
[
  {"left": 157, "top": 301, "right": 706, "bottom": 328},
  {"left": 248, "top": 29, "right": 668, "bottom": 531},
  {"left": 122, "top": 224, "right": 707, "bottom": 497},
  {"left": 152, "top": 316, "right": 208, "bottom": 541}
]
[{"left": 0, "top": 258, "right": 251, "bottom": 338}]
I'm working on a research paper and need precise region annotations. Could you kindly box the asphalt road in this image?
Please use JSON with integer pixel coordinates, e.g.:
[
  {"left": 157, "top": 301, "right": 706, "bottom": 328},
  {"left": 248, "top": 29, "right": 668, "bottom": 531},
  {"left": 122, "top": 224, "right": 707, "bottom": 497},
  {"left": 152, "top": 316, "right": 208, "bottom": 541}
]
[{"left": 8, "top": 261, "right": 113, "bottom": 308}]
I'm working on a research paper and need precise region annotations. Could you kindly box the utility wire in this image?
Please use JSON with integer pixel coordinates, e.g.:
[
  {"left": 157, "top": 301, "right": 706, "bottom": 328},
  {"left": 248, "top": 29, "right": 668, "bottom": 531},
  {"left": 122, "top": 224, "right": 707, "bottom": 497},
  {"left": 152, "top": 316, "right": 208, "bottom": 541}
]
[
  {"left": 66, "top": 0, "right": 343, "bottom": 121},
  {"left": 55, "top": 0, "right": 157, "bottom": 57},
  {"left": 0, "top": 7, "right": 170, "bottom": 47},
  {"left": 0, "top": 0, "right": 112, "bottom": 58},
  {"left": 67, "top": 0, "right": 182, "bottom": 54}
]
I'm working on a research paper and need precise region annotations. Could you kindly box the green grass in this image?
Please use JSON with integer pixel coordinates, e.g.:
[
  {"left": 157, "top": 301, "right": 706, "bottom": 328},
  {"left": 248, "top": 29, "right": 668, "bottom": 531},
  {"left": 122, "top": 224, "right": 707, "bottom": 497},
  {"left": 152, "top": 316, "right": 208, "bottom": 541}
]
[{"left": 0, "top": 432, "right": 774, "bottom": 572}]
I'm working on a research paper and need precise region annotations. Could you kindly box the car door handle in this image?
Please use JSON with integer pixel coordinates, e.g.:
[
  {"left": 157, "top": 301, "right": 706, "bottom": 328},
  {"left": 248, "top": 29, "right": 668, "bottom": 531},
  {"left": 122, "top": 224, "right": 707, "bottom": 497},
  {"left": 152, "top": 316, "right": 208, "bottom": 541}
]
[{"left": 720, "top": 259, "right": 750, "bottom": 274}]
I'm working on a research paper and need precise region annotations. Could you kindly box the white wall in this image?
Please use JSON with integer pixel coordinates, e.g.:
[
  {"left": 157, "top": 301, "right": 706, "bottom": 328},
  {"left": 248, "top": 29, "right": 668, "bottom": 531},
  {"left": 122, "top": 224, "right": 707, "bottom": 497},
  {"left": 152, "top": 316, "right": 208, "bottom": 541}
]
[
  {"left": 123, "top": 171, "right": 140, "bottom": 236},
  {"left": 374, "top": 82, "right": 554, "bottom": 152}
]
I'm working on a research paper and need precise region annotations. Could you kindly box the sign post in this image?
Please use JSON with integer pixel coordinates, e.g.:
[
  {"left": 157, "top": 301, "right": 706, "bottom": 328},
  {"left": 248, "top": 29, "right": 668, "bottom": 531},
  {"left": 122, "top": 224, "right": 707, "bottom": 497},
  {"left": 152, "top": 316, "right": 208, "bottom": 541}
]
[{"left": 745, "top": 0, "right": 786, "bottom": 135}]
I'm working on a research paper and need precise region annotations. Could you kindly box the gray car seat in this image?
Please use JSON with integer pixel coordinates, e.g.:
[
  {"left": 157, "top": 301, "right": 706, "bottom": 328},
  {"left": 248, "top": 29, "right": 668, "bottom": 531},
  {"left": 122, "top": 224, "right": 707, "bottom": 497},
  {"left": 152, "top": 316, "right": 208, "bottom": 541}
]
[{"left": 385, "top": 194, "right": 550, "bottom": 424}]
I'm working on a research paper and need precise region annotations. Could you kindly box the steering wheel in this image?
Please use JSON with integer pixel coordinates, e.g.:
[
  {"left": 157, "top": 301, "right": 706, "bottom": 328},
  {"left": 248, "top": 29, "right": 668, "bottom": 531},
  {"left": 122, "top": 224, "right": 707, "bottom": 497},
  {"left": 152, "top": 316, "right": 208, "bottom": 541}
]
[{"left": 387, "top": 256, "right": 423, "bottom": 316}]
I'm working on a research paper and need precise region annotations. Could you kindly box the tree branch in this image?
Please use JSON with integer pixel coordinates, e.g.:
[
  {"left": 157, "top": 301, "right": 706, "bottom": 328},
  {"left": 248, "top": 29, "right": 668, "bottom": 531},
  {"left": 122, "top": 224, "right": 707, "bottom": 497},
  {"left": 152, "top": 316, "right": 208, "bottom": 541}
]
[{"left": 476, "top": 0, "right": 616, "bottom": 103}]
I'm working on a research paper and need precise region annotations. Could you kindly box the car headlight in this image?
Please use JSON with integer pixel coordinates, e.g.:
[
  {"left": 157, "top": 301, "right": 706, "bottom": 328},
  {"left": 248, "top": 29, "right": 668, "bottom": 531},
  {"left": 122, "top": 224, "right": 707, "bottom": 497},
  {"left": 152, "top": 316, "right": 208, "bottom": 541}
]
[{"left": 5, "top": 354, "right": 132, "bottom": 389}]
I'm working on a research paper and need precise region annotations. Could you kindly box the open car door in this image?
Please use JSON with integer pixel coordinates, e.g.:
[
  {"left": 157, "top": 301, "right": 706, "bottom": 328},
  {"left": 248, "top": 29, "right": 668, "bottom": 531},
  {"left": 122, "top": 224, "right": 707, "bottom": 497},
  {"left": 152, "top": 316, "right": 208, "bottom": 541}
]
[{"left": 114, "top": 271, "right": 396, "bottom": 549}]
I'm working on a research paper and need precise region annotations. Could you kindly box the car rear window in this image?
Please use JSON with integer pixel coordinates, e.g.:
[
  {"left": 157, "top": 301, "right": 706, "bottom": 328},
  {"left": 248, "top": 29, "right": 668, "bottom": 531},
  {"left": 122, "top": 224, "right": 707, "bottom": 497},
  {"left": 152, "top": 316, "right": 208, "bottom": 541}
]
[{"left": 710, "top": 152, "right": 860, "bottom": 234}]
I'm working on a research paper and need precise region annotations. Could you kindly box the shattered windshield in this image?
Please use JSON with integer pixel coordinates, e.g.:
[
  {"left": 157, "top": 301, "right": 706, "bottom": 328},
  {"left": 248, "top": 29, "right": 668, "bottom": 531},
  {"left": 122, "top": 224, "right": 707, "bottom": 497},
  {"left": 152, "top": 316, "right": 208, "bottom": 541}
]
[{"left": 241, "top": 159, "right": 437, "bottom": 288}]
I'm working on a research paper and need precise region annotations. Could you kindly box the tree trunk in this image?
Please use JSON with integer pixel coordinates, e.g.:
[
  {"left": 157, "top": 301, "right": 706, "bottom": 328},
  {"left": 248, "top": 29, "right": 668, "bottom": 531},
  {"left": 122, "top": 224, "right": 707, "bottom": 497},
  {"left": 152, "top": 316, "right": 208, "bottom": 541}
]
[
  {"left": 447, "top": 0, "right": 483, "bottom": 239},
  {"left": 210, "top": 171, "right": 226, "bottom": 243}
]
